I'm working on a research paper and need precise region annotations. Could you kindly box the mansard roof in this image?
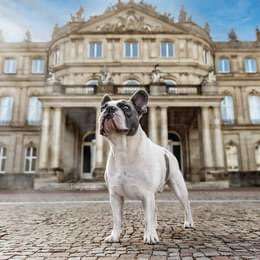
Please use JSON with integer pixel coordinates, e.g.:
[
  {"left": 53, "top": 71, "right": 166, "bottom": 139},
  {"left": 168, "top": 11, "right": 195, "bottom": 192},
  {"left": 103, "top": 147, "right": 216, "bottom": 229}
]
[{"left": 52, "top": 1, "right": 212, "bottom": 43}]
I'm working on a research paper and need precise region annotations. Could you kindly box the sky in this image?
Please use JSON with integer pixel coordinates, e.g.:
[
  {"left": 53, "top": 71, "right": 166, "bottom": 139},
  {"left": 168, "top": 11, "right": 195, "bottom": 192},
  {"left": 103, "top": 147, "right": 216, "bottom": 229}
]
[{"left": 0, "top": 0, "right": 259, "bottom": 42}]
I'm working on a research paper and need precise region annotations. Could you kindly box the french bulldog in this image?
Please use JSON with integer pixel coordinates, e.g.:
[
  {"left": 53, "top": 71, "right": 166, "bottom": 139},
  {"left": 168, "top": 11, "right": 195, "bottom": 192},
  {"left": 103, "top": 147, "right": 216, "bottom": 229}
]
[{"left": 99, "top": 89, "right": 193, "bottom": 244}]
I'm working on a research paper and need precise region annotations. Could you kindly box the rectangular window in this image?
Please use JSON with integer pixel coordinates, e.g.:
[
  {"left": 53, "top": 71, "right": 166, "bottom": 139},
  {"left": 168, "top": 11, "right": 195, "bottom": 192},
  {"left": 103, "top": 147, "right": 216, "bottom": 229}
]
[
  {"left": 0, "top": 97, "right": 14, "bottom": 124},
  {"left": 53, "top": 49, "right": 60, "bottom": 65},
  {"left": 218, "top": 59, "right": 230, "bottom": 73},
  {"left": 27, "top": 97, "right": 42, "bottom": 125},
  {"left": 4, "top": 58, "right": 16, "bottom": 74},
  {"left": 0, "top": 146, "right": 7, "bottom": 173},
  {"left": 124, "top": 42, "right": 139, "bottom": 58},
  {"left": 245, "top": 59, "right": 257, "bottom": 73},
  {"left": 32, "top": 59, "right": 45, "bottom": 74},
  {"left": 161, "top": 42, "right": 175, "bottom": 58},
  {"left": 24, "top": 147, "right": 37, "bottom": 173},
  {"left": 221, "top": 96, "right": 235, "bottom": 124},
  {"left": 89, "top": 42, "right": 102, "bottom": 58},
  {"left": 249, "top": 95, "right": 260, "bottom": 124}
]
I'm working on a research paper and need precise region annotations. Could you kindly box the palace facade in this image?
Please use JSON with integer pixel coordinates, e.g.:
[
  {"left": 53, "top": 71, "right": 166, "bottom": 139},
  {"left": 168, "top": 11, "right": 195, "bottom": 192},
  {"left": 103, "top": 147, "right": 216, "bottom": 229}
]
[{"left": 0, "top": 1, "right": 260, "bottom": 183}]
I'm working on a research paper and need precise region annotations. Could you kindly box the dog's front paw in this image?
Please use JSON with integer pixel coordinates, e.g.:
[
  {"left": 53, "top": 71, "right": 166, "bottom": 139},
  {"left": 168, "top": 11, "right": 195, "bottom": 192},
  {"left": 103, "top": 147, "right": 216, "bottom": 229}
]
[
  {"left": 144, "top": 229, "right": 160, "bottom": 244},
  {"left": 105, "top": 233, "right": 120, "bottom": 243},
  {"left": 184, "top": 220, "right": 194, "bottom": 229}
]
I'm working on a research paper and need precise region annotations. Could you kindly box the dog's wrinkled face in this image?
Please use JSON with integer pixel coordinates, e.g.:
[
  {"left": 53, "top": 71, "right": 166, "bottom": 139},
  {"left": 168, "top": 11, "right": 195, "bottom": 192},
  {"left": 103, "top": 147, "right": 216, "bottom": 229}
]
[{"left": 99, "top": 90, "right": 148, "bottom": 137}]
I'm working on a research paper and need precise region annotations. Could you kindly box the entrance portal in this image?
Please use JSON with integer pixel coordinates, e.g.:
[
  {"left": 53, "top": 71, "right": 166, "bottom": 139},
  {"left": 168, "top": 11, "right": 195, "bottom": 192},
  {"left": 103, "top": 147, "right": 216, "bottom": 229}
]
[{"left": 82, "top": 133, "right": 96, "bottom": 179}]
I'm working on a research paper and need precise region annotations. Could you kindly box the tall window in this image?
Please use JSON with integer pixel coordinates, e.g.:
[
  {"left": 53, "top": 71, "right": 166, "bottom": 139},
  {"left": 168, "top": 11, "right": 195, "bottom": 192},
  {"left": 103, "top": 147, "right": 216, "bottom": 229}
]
[
  {"left": 161, "top": 42, "right": 175, "bottom": 58},
  {"left": 0, "top": 97, "right": 14, "bottom": 124},
  {"left": 255, "top": 143, "right": 260, "bottom": 171},
  {"left": 24, "top": 146, "right": 37, "bottom": 173},
  {"left": 244, "top": 58, "right": 257, "bottom": 73},
  {"left": 248, "top": 95, "right": 260, "bottom": 124},
  {"left": 203, "top": 50, "right": 209, "bottom": 65},
  {"left": 89, "top": 42, "right": 102, "bottom": 58},
  {"left": 225, "top": 144, "right": 239, "bottom": 172},
  {"left": 0, "top": 146, "right": 7, "bottom": 173},
  {"left": 4, "top": 58, "right": 16, "bottom": 74},
  {"left": 221, "top": 96, "right": 235, "bottom": 124},
  {"left": 124, "top": 41, "right": 139, "bottom": 58},
  {"left": 32, "top": 58, "right": 45, "bottom": 74},
  {"left": 27, "top": 97, "right": 42, "bottom": 125},
  {"left": 53, "top": 49, "right": 60, "bottom": 65},
  {"left": 218, "top": 58, "right": 231, "bottom": 73}
]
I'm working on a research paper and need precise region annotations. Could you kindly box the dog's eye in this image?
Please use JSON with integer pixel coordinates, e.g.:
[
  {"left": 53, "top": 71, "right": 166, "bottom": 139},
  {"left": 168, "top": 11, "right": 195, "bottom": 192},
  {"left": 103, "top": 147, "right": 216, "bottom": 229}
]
[{"left": 101, "top": 104, "right": 108, "bottom": 111}]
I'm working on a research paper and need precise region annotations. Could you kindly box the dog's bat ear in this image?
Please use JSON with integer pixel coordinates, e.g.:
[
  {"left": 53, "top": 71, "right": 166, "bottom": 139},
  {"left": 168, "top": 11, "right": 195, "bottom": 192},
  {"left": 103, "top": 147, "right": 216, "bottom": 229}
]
[
  {"left": 130, "top": 89, "right": 149, "bottom": 115},
  {"left": 101, "top": 94, "right": 112, "bottom": 106}
]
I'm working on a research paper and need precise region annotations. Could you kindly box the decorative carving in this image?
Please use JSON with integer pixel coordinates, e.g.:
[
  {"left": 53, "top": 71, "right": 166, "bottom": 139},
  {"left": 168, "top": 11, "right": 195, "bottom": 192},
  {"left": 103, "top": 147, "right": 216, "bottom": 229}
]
[
  {"left": 228, "top": 29, "right": 238, "bottom": 42},
  {"left": 178, "top": 5, "right": 187, "bottom": 23},
  {"left": 71, "top": 6, "right": 85, "bottom": 22},
  {"left": 98, "top": 66, "right": 113, "bottom": 85},
  {"left": 256, "top": 27, "right": 260, "bottom": 41},
  {"left": 96, "top": 10, "right": 162, "bottom": 32},
  {"left": 0, "top": 29, "right": 4, "bottom": 43},
  {"left": 202, "top": 67, "right": 216, "bottom": 85},
  {"left": 24, "top": 30, "right": 32, "bottom": 42},
  {"left": 249, "top": 89, "right": 259, "bottom": 95},
  {"left": 151, "top": 64, "right": 162, "bottom": 83}
]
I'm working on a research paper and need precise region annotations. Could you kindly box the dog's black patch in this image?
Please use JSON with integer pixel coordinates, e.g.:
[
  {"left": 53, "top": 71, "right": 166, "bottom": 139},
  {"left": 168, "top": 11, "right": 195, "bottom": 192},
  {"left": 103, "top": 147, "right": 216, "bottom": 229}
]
[{"left": 164, "top": 153, "right": 170, "bottom": 183}]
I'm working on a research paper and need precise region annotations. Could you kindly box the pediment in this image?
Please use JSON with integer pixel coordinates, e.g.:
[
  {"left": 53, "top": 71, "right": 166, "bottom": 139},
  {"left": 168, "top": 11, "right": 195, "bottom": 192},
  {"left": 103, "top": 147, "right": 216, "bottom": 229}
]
[{"left": 76, "top": 5, "right": 187, "bottom": 34}]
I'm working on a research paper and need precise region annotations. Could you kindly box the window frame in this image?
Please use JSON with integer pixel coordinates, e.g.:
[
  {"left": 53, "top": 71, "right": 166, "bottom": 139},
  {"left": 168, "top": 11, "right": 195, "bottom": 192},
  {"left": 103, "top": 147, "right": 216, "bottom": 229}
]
[
  {"left": 53, "top": 49, "right": 61, "bottom": 65},
  {"left": 124, "top": 41, "right": 139, "bottom": 59},
  {"left": 24, "top": 146, "right": 37, "bottom": 174},
  {"left": 0, "top": 146, "right": 7, "bottom": 173},
  {"left": 160, "top": 41, "right": 175, "bottom": 58},
  {"left": 3, "top": 58, "right": 17, "bottom": 74},
  {"left": 27, "top": 96, "right": 42, "bottom": 125},
  {"left": 221, "top": 95, "right": 235, "bottom": 124},
  {"left": 89, "top": 42, "right": 103, "bottom": 59},
  {"left": 31, "top": 58, "right": 45, "bottom": 74},
  {"left": 248, "top": 95, "right": 260, "bottom": 124},
  {"left": 218, "top": 58, "right": 231, "bottom": 73},
  {"left": 244, "top": 58, "right": 257, "bottom": 73},
  {"left": 0, "top": 96, "right": 14, "bottom": 125}
]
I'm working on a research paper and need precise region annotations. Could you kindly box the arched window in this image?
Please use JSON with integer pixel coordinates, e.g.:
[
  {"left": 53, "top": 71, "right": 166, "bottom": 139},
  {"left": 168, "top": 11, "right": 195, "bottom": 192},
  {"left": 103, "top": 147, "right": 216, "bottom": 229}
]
[
  {"left": 32, "top": 58, "right": 45, "bottom": 74},
  {"left": 123, "top": 80, "right": 140, "bottom": 86},
  {"left": 24, "top": 146, "right": 37, "bottom": 173},
  {"left": 86, "top": 80, "right": 99, "bottom": 86},
  {"left": 221, "top": 96, "right": 235, "bottom": 124},
  {"left": 0, "top": 146, "right": 7, "bottom": 173},
  {"left": 218, "top": 58, "right": 230, "bottom": 73},
  {"left": 161, "top": 42, "right": 175, "bottom": 58},
  {"left": 255, "top": 143, "right": 260, "bottom": 171},
  {"left": 27, "top": 97, "right": 42, "bottom": 125},
  {"left": 248, "top": 95, "right": 260, "bottom": 124},
  {"left": 225, "top": 143, "right": 239, "bottom": 172},
  {"left": 168, "top": 132, "right": 183, "bottom": 171},
  {"left": 124, "top": 41, "right": 139, "bottom": 58},
  {"left": 0, "top": 96, "right": 14, "bottom": 125},
  {"left": 244, "top": 58, "right": 257, "bottom": 73},
  {"left": 82, "top": 133, "right": 96, "bottom": 178}
]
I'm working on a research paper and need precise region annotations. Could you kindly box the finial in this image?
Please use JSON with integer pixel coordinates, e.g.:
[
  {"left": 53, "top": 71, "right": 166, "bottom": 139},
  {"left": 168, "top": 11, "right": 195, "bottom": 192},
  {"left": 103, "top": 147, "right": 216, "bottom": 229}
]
[
  {"left": 228, "top": 28, "right": 238, "bottom": 42},
  {"left": 70, "top": 5, "right": 85, "bottom": 22},
  {"left": 24, "top": 30, "right": 32, "bottom": 42},
  {"left": 179, "top": 5, "right": 187, "bottom": 23},
  {"left": 204, "top": 22, "right": 210, "bottom": 35}
]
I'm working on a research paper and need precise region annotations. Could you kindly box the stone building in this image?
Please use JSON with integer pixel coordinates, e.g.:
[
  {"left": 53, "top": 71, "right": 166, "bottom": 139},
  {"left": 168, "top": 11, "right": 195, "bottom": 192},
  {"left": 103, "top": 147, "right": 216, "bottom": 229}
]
[{"left": 0, "top": 1, "right": 259, "bottom": 183}]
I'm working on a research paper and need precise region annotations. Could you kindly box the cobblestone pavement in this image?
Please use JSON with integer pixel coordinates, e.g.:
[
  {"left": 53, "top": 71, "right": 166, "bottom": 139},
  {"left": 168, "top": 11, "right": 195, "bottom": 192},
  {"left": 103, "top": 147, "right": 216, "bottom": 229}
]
[{"left": 0, "top": 190, "right": 259, "bottom": 259}]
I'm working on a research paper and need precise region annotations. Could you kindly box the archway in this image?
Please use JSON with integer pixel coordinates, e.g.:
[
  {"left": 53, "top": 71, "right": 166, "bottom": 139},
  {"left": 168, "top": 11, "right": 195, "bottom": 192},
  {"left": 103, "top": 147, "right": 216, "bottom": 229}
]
[
  {"left": 82, "top": 132, "right": 96, "bottom": 178},
  {"left": 168, "top": 132, "right": 183, "bottom": 171}
]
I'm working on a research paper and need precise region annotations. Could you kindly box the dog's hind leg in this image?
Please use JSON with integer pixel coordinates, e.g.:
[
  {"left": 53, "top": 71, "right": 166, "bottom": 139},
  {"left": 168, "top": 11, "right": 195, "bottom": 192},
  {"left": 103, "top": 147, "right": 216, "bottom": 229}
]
[
  {"left": 105, "top": 193, "right": 124, "bottom": 243},
  {"left": 167, "top": 154, "right": 194, "bottom": 228}
]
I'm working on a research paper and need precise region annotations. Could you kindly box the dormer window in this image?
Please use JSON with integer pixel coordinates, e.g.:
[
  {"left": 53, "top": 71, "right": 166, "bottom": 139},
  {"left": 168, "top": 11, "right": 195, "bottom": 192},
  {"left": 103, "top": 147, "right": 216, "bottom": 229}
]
[
  {"left": 89, "top": 42, "right": 102, "bottom": 58},
  {"left": 124, "top": 41, "right": 139, "bottom": 58},
  {"left": 161, "top": 42, "right": 175, "bottom": 58},
  {"left": 218, "top": 58, "right": 231, "bottom": 73},
  {"left": 244, "top": 58, "right": 257, "bottom": 73},
  {"left": 4, "top": 58, "right": 16, "bottom": 74}
]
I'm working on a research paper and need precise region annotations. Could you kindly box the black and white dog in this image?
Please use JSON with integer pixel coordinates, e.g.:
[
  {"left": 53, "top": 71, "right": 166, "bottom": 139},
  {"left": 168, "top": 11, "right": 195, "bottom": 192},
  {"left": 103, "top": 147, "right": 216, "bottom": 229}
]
[{"left": 99, "top": 90, "right": 193, "bottom": 244}]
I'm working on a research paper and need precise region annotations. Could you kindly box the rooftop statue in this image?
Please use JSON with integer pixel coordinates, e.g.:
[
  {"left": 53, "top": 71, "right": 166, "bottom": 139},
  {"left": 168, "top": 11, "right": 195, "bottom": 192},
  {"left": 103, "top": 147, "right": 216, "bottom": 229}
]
[
  {"left": 71, "top": 6, "right": 85, "bottom": 22},
  {"left": 24, "top": 30, "right": 32, "bottom": 42},
  {"left": 228, "top": 29, "right": 238, "bottom": 42},
  {"left": 178, "top": 5, "right": 187, "bottom": 23},
  {"left": 256, "top": 27, "right": 260, "bottom": 42}
]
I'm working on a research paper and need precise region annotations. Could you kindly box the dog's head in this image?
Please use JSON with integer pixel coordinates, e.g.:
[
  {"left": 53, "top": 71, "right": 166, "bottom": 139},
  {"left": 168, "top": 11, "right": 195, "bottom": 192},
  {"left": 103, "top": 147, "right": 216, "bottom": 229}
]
[{"left": 99, "top": 89, "right": 148, "bottom": 137}]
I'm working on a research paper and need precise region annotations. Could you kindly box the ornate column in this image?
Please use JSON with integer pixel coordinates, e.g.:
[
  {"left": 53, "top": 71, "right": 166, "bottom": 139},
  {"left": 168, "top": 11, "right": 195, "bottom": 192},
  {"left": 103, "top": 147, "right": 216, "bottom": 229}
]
[
  {"left": 149, "top": 106, "right": 158, "bottom": 144},
  {"left": 160, "top": 107, "right": 168, "bottom": 148},
  {"left": 94, "top": 107, "right": 104, "bottom": 180},
  {"left": 213, "top": 106, "right": 225, "bottom": 170},
  {"left": 51, "top": 107, "right": 63, "bottom": 169},
  {"left": 201, "top": 107, "right": 214, "bottom": 175},
  {"left": 39, "top": 107, "right": 51, "bottom": 172}
]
